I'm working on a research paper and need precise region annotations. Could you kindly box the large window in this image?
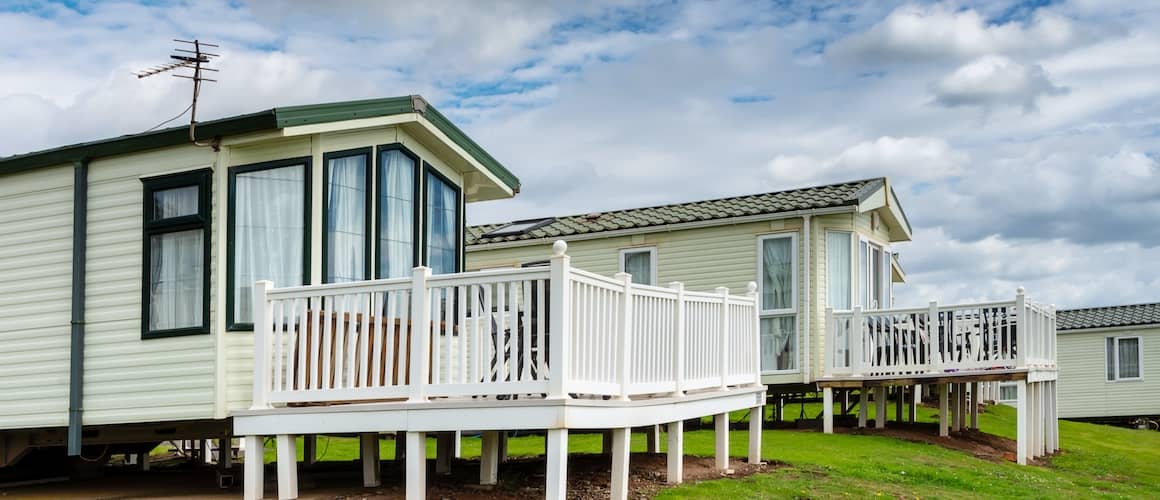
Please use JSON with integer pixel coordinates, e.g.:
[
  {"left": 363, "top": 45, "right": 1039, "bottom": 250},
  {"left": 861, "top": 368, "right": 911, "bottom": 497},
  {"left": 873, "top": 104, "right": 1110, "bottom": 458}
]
[
  {"left": 826, "top": 231, "right": 852, "bottom": 310},
  {"left": 1107, "top": 336, "right": 1142, "bottom": 381},
  {"left": 425, "top": 166, "right": 461, "bottom": 275},
  {"left": 378, "top": 146, "right": 418, "bottom": 279},
  {"left": 228, "top": 159, "right": 310, "bottom": 329},
  {"left": 323, "top": 148, "right": 371, "bottom": 283},
  {"left": 141, "top": 169, "right": 211, "bottom": 338},
  {"left": 620, "top": 247, "right": 656, "bottom": 285},
  {"left": 859, "top": 238, "right": 890, "bottom": 309},
  {"left": 758, "top": 234, "right": 797, "bottom": 372}
]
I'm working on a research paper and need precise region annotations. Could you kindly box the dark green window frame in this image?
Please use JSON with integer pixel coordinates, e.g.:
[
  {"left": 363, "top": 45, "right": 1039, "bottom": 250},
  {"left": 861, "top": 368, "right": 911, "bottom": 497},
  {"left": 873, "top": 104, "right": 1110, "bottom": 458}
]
[
  {"left": 226, "top": 157, "right": 313, "bottom": 331},
  {"left": 322, "top": 147, "right": 373, "bottom": 283},
  {"left": 422, "top": 163, "right": 463, "bottom": 274},
  {"left": 375, "top": 144, "right": 422, "bottom": 279},
  {"left": 140, "top": 168, "right": 212, "bottom": 340}
]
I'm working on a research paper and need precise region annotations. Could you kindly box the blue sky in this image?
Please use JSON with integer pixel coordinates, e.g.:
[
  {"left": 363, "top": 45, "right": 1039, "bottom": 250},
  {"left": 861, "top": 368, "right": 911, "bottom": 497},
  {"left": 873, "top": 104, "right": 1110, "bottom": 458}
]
[{"left": 0, "top": 0, "right": 1158, "bottom": 308}]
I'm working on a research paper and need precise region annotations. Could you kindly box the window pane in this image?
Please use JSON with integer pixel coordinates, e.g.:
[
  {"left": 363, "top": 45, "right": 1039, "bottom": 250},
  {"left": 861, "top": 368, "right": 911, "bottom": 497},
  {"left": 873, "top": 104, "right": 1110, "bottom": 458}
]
[
  {"left": 872, "top": 247, "right": 883, "bottom": 308},
  {"left": 999, "top": 382, "right": 1017, "bottom": 401},
  {"left": 859, "top": 240, "right": 868, "bottom": 307},
  {"left": 623, "top": 250, "right": 653, "bottom": 285},
  {"left": 326, "top": 154, "right": 367, "bottom": 283},
  {"left": 149, "top": 229, "right": 203, "bottom": 330},
  {"left": 1107, "top": 337, "right": 1116, "bottom": 381},
  {"left": 234, "top": 165, "right": 306, "bottom": 324},
  {"left": 379, "top": 150, "right": 414, "bottom": 279},
  {"left": 1119, "top": 338, "right": 1140, "bottom": 379},
  {"left": 425, "top": 171, "right": 458, "bottom": 275},
  {"left": 826, "top": 232, "right": 851, "bottom": 310},
  {"left": 761, "top": 237, "right": 793, "bottom": 311},
  {"left": 152, "top": 185, "right": 199, "bottom": 220},
  {"left": 761, "top": 316, "right": 796, "bottom": 371}
]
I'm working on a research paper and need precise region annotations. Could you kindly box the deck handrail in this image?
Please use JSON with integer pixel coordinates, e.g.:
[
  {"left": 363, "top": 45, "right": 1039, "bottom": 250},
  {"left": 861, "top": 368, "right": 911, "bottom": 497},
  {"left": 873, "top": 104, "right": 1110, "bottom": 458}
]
[
  {"left": 823, "top": 288, "right": 1056, "bottom": 379},
  {"left": 249, "top": 241, "right": 760, "bottom": 409}
]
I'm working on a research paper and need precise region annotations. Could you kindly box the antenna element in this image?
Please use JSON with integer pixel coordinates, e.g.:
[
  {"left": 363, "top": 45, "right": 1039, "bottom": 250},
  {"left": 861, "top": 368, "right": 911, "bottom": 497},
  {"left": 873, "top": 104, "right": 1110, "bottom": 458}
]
[{"left": 134, "top": 39, "right": 221, "bottom": 146}]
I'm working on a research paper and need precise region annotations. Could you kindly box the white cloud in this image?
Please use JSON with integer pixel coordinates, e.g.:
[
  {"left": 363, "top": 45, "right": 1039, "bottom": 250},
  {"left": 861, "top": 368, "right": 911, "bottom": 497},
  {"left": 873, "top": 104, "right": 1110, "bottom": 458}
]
[
  {"left": 931, "top": 54, "right": 1066, "bottom": 111},
  {"left": 767, "top": 136, "right": 969, "bottom": 187}
]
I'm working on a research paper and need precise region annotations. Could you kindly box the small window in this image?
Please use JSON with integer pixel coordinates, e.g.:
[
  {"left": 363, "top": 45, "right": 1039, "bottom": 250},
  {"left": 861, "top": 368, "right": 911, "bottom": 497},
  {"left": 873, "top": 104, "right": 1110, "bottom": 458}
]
[
  {"left": 619, "top": 247, "right": 656, "bottom": 286},
  {"left": 425, "top": 166, "right": 461, "bottom": 275},
  {"left": 481, "top": 218, "right": 555, "bottom": 238},
  {"left": 141, "top": 169, "right": 211, "bottom": 339},
  {"left": 323, "top": 148, "right": 372, "bottom": 283},
  {"left": 1107, "top": 336, "right": 1142, "bottom": 381}
]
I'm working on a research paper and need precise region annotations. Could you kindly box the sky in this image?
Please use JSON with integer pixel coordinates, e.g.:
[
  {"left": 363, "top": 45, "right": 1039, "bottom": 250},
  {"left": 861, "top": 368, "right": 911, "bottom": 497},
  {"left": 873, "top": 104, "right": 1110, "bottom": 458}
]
[{"left": 1, "top": 0, "right": 1158, "bottom": 309}]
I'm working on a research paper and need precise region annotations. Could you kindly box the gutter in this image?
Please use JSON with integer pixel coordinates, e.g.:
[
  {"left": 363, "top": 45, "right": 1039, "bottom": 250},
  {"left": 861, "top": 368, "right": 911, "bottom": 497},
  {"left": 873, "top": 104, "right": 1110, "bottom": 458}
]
[{"left": 68, "top": 158, "right": 89, "bottom": 456}]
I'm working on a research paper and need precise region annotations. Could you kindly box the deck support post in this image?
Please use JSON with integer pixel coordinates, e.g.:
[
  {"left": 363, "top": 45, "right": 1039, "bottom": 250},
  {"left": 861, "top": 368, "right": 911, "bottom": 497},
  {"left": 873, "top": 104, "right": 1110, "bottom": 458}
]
[
  {"left": 303, "top": 435, "right": 317, "bottom": 466},
  {"left": 361, "top": 433, "right": 381, "bottom": 487},
  {"left": 857, "top": 388, "right": 868, "bottom": 428},
  {"left": 498, "top": 431, "right": 509, "bottom": 463},
  {"left": 243, "top": 435, "right": 264, "bottom": 500},
  {"left": 545, "top": 429, "right": 568, "bottom": 500},
  {"left": 950, "top": 384, "right": 961, "bottom": 432},
  {"left": 748, "top": 406, "right": 763, "bottom": 464},
  {"left": 895, "top": 386, "right": 904, "bottom": 423},
  {"left": 219, "top": 438, "right": 233, "bottom": 468},
  {"left": 137, "top": 451, "right": 151, "bottom": 471},
  {"left": 714, "top": 413, "right": 730, "bottom": 470},
  {"left": 480, "top": 431, "right": 498, "bottom": 485},
  {"left": 1016, "top": 380, "right": 1028, "bottom": 464},
  {"left": 910, "top": 385, "right": 921, "bottom": 422},
  {"left": 822, "top": 387, "right": 834, "bottom": 434},
  {"left": 970, "top": 382, "right": 979, "bottom": 430},
  {"left": 436, "top": 432, "right": 453, "bottom": 475},
  {"left": 275, "top": 434, "right": 297, "bottom": 500},
  {"left": 406, "top": 432, "right": 427, "bottom": 500},
  {"left": 667, "top": 421, "right": 683, "bottom": 484},
  {"left": 602, "top": 430, "right": 612, "bottom": 455},
  {"left": 1050, "top": 381, "right": 1060, "bottom": 453},
  {"left": 958, "top": 383, "right": 968, "bottom": 431},
  {"left": 938, "top": 383, "right": 949, "bottom": 437},
  {"left": 875, "top": 386, "right": 887, "bottom": 429},
  {"left": 646, "top": 424, "right": 662, "bottom": 453},
  {"left": 611, "top": 427, "right": 631, "bottom": 500}
]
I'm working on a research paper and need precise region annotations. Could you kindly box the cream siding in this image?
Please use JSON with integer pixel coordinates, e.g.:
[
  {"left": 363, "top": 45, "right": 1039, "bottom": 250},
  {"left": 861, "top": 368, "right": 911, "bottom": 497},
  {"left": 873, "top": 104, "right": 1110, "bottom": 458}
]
[
  {"left": 83, "top": 146, "right": 218, "bottom": 426},
  {"left": 1057, "top": 327, "right": 1160, "bottom": 419},
  {"left": 0, "top": 165, "right": 74, "bottom": 430}
]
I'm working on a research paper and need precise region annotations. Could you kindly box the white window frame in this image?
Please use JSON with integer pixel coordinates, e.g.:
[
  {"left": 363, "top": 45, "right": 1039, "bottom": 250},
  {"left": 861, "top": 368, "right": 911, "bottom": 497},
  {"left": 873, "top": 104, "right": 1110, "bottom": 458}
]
[
  {"left": 857, "top": 235, "right": 891, "bottom": 310},
  {"left": 1107, "top": 336, "right": 1143, "bottom": 382},
  {"left": 757, "top": 233, "right": 798, "bottom": 374},
  {"left": 824, "top": 229, "right": 856, "bottom": 311},
  {"left": 618, "top": 246, "right": 657, "bottom": 286}
]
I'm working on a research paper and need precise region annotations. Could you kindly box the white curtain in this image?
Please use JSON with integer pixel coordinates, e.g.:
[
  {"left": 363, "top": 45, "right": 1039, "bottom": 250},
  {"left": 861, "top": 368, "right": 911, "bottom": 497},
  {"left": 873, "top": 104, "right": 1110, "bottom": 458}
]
[
  {"left": 379, "top": 150, "right": 414, "bottom": 278},
  {"left": 762, "top": 237, "right": 793, "bottom": 310},
  {"left": 623, "top": 250, "right": 653, "bottom": 285},
  {"left": 234, "top": 165, "right": 306, "bottom": 324},
  {"left": 152, "top": 185, "right": 198, "bottom": 220},
  {"left": 826, "top": 232, "right": 851, "bottom": 310},
  {"left": 1119, "top": 338, "right": 1140, "bottom": 378},
  {"left": 426, "top": 172, "right": 458, "bottom": 275},
  {"left": 326, "top": 155, "right": 366, "bottom": 283},
  {"left": 149, "top": 229, "right": 203, "bottom": 330}
]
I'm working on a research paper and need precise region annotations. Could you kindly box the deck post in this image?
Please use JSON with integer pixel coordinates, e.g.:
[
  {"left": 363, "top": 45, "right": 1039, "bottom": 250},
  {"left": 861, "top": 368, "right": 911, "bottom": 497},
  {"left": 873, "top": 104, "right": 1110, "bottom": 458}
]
[
  {"left": 602, "top": 430, "right": 612, "bottom": 455},
  {"left": 406, "top": 432, "right": 427, "bottom": 500},
  {"left": 714, "top": 413, "right": 729, "bottom": 470},
  {"left": 852, "top": 306, "right": 864, "bottom": 375},
  {"left": 361, "top": 433, "right": 381, "bottom": 487},
  {"left": 748, "top": 405, "right": 763, "bottom": 464},
  {"left": 545, "top": 429, "right": 568, "bottom": 500},
  {"left": 616, "top": 273, "right": 634, "bottom": 401},
  {"left": 611, "top": 427, "right": 631, "bottom": 499},
  {"left": 1051, "top": 380, "right": 1060, "bottom": 453},
  {"left": 275, "top": 434, "right": 297, "bottom": 500},
  {"left": 875, "top": 386, "right": 887, "bottom": 429},
  {"left": 928, "top": 301, "right": 941, "bottom": 373},
  {"left": 498, "top": 432, "right": 509, "bottom": 463},
  {"left": 408, "top": 267, "right": 431, "bottom": 403},
  {"left": 748, "top": 282, "right": 761, "bottom": 386},
  {"left": 667, "top": 420, "right": 684, "bottom": 484},
  {"left": 547, "top": 241, "right": 571, "bottom": 400},
  {"left": 857, "top": 388, "right": 867, "bottom": 428},
  {"left": 970, "top": 382, "right": 979, "bottom": 430},
  {"left": 938, "top": 383, "right": 949, "bottom": 437},
  {"left": 219, "top": 438, "right": 232, "bottom": 468},
  {"left": 670, "top": 282, "right": 687, "bottom": 397},
  {"left": 1016, "top": 380, "right": 1028, "bottom": 464},
  {"left": 303, "top": 435, "right": 317, "bottom": 466},
  {"left": 717, "top": 286, "right": 730, "bottom": 391},
  {"left": 950, "top": 383, "right": 960, "bottom": 432},
  {"left": 823, "top": 387, "right": 834, "bottom": 434},
  {"left": 436, "top": 432, "right": 453, "bottom": 475},
  {"left": 480, "top": 431, "right": 498, "bottom": 485},
  {"left": 243, "top": 435, "right": 264, "bottom": 500},
  {"left": 251, "top": 281, "right": 273, "bottom": 410},
  {"left": 1015, "top": 288, "right": 1027, "bottom": 369},
  {"left": 895, "top": 386, "right": 904, "bottom": 423},
  {"left": 646, "top": 425, "right": 662, "bottom": 453},
  {"left": 910, "top": 385, "right": 920, "bottom": 422}
]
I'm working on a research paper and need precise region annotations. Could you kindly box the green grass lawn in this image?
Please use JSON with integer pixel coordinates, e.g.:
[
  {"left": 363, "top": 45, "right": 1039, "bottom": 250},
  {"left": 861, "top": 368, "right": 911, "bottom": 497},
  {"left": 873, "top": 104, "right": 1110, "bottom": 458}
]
[{"left": 247, "top": 402, "right": 1160, "bottom": 498}]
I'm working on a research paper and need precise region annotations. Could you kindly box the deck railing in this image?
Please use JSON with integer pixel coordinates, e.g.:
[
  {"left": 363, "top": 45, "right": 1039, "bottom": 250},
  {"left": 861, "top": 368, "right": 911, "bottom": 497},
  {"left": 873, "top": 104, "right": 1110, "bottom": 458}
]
[
  {"left": 250, "top": 241, "right": 761, "bottom": 408},
  {"left": 823, "top": 288, "right": 1056, "bottom": 378}
]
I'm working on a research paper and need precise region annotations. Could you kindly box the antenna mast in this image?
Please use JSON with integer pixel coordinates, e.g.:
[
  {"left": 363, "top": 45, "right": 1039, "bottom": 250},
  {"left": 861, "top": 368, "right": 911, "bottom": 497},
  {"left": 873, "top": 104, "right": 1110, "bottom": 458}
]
[{"left": 134, "top": 39, "right": 220, "bottom": 146}]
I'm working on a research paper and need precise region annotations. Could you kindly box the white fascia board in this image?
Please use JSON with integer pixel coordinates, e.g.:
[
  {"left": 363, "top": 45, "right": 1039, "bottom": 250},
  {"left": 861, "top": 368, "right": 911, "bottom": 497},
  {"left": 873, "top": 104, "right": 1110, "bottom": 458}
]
[
  {"left": 279, "top": 113, "right": 420, "bottom": 137},
  {"left": 411, "top": 115, "right": 514, "bottom": 199},
  {"left": 466, "top": 205, "right": 856, "bottom": 252}
]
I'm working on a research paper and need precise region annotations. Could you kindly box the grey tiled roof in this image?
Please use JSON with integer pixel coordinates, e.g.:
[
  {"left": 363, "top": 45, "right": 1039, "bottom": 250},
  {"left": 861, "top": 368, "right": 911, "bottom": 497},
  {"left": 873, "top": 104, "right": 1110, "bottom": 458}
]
[
  {"left": 468, "top": 178, "right": 885, "bottom": 245},
  {"left": 1057, "top": 303, "right": 1160, "bottom": 331}
]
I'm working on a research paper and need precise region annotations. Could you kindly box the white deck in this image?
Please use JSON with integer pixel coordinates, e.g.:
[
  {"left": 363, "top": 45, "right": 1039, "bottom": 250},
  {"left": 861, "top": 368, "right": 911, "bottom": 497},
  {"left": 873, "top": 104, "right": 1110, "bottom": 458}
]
[{"left": 235, "top": 241, "right": 765, "bottom": 500}]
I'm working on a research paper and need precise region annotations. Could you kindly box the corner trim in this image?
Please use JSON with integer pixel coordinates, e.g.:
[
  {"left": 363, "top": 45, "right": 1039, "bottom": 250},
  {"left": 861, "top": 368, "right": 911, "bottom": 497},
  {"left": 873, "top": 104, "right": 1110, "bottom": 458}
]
[{"left": 67, "top": 158, "right": 89, "bottom": 456}]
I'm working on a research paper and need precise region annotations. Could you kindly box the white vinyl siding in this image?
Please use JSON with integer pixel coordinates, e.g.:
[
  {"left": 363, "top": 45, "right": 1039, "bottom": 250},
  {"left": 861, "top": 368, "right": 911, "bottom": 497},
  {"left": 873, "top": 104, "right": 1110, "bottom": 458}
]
[{"left": 1058, "top": 328, "right": 1160, "bottom": 419}]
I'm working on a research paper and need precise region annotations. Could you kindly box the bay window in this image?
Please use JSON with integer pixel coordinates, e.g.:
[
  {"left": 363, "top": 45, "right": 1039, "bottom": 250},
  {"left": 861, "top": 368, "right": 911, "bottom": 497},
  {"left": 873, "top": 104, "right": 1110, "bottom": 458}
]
[
  {"left": 141, "top": 169, "right": 211, "bottom": 338},
  {"left": 228, "top": 159, "right": 310, "bottom": 329},
  {"left": 323, "top": 148, "right": 371, "bottom": 283},
  {"left": 620, "top": 247, "right": 656, "bottom": 285},
  {"left": 859, "top": 238, "right": 891, "bottom": 309},
  {"left": 425, "top": 167, "right": 461, "bottom": 275},
  {"left": 758, "top": 234, "right": 797, "bottom": 372},
  {"left": 378, "top": 146, "right": 418, "bottom": 279}
]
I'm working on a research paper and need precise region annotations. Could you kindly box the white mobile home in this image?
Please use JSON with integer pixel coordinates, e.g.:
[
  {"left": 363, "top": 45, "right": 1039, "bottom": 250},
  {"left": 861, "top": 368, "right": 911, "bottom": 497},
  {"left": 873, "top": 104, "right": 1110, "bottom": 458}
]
[{"left": 1055, "top": 303, "right": 1160, "bottom": 423}]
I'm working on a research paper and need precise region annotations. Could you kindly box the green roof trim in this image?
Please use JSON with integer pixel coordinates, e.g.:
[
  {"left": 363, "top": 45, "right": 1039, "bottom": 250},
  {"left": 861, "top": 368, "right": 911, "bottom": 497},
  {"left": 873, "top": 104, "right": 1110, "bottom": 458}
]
[{"left": 0, "top": 95, "right": 521, "bottom": 193}]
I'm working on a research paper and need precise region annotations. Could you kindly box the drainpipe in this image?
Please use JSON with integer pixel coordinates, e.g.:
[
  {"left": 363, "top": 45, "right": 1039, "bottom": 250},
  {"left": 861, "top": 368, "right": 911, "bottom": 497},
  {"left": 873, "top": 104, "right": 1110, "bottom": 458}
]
[
  {"left": 802, "top": 214, "right": 811, "bottom": 385},
  {"left": 68, "top": 158, "right": 89, "bottom": 456}
]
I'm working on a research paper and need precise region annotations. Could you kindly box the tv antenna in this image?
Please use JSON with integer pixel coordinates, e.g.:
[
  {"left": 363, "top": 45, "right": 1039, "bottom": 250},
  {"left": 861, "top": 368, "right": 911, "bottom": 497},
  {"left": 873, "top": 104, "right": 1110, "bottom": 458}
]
[{"left": 134, "top": 39, "right": 220, "bottom": 147}]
